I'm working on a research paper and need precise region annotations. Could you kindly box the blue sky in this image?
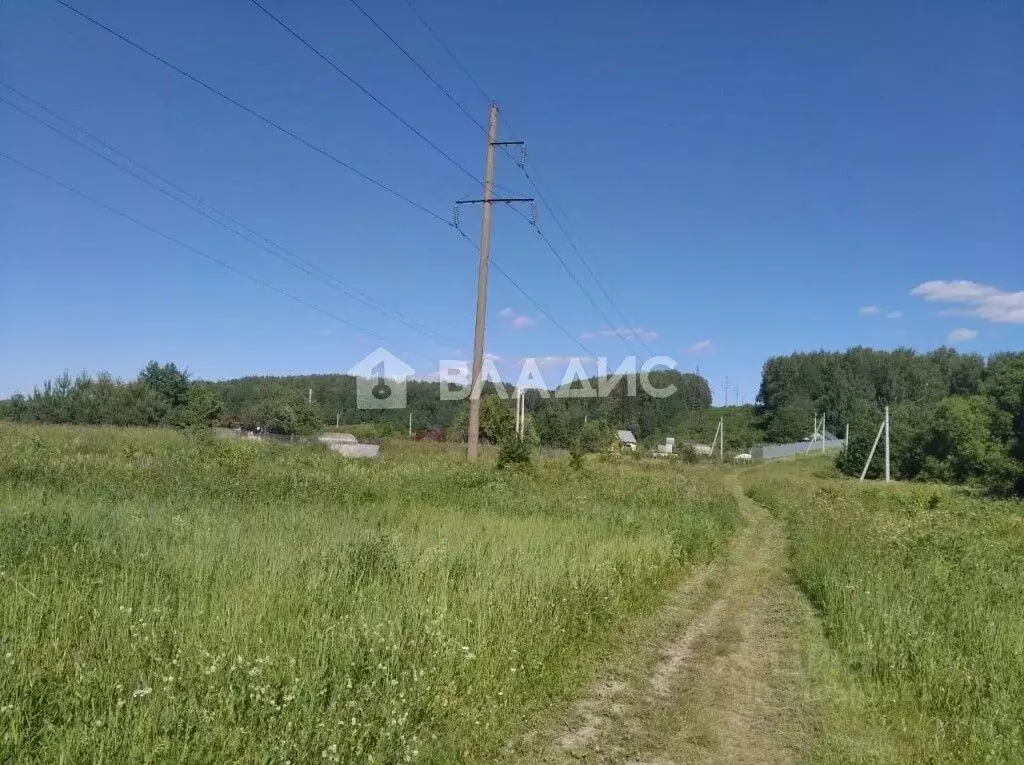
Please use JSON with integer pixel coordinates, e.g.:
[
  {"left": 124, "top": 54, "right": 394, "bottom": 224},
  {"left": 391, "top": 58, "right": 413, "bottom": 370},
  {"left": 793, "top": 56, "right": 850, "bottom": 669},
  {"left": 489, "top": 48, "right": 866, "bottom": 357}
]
[{"left": 2, "top": 0, "right": 1021, "bottom": 402}]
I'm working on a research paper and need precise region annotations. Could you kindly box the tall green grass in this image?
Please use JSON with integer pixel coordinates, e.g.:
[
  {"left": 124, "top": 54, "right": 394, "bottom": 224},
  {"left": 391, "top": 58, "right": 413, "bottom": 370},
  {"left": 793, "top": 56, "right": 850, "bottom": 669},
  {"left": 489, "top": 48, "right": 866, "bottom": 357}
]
[
  {"left": 746, "top": 462, "right": 1024, "bottom": 763},
  {"left": 0, "top": 424, "right": 740, "bottom": 763}
]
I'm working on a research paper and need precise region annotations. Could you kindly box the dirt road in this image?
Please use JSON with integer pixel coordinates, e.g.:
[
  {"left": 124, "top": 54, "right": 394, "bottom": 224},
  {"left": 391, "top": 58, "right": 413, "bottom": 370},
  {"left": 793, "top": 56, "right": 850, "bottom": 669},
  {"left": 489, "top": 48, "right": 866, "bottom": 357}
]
[{"left": 511, "top": 477, "right": 821, "bottom": 764}]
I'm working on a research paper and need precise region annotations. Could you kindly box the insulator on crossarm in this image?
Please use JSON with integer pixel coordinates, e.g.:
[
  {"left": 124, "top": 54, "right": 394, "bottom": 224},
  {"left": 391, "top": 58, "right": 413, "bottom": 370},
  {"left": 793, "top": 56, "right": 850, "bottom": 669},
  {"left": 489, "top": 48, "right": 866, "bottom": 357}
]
[
  {"left": 530, "top": 202, "right": 538, "bottom": 227},
  {"left": 452, "top": 205, "right": 460, "bottom": 230}
]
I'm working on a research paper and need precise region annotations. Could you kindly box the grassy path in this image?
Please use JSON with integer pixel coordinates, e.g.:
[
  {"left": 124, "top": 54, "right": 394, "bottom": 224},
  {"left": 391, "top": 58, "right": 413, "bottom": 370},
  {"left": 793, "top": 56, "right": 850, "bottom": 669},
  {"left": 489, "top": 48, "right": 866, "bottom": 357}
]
[{"left": 511, "top": 475, "right": 822, "bottom": 764}]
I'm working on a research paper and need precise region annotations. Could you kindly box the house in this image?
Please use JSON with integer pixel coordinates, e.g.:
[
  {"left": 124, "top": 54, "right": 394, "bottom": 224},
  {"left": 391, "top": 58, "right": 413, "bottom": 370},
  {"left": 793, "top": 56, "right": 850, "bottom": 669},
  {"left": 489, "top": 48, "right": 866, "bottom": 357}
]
[{"left": 616, "top": 430, "right": 638, "bottom": 451}]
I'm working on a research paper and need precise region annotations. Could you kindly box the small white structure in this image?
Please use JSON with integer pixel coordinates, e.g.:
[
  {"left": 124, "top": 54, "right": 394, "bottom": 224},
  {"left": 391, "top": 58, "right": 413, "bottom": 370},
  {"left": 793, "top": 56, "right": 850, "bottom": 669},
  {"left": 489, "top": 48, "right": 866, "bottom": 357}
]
[
  {"left": 654, "top": 437, "right": 676, "bottom": 456},
  {"left": 734, "top": 453, "right": 753, "bottom": 463},
  {"left": 319, "top": 433, "right": 358, "bottom": 444},
  {"left": 331, "top": 443, "right": 380, "bottom": 459},
  {"left": 616, "top": 430, "right": 638, "bottom": 451},
  {"left": 318, "top": 432, "right": 380, "bottom": 458}
]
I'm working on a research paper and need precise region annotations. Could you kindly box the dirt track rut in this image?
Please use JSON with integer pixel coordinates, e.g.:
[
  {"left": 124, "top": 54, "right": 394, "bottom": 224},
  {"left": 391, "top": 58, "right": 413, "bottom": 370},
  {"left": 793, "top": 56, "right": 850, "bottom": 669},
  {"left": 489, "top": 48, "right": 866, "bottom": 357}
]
[{"left": 513, "top": 476, "right": 819, "bottom": 764}]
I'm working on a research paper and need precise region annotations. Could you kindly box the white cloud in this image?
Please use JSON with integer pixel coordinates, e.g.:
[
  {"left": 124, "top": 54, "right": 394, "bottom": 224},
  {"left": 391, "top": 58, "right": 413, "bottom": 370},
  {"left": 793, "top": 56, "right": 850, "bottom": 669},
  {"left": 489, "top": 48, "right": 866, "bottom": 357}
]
[
  {"left": 499, "top": 307, "right": 535, "bottom": 329},
  {"left": 511, "top": 315, "right": 535, "bottom": 329},
  {"left": 689, "top": 339, "right": 714, "bottom": 354},
  {"left": 947, "top": 328, "right": 978, "bottom": 344},
  {"left": 580, "top": 331, "right": 596, "bottom": 340},
  {"left": 483, "top": 352, "right": 502, "bottom": 361},
  {"left": 859, "top": 305, "right": 882, "bottom": 316},
  {"left": 910, "top": 280, "right": 1024, "bottom": 324},
  {"left": 886, "top": 311, "right": 902, "bottom": 320}
]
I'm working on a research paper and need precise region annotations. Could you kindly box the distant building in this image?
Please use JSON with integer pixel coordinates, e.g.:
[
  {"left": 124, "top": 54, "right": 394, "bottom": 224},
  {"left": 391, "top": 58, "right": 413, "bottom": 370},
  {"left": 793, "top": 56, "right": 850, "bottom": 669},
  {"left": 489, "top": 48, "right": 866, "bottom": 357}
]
[
  {"left": 318, "top": 432, "right": 380, "bottom": 458},
  {"left": 616, "top": 430, "right": 638, "bottom": 451},
  {"left": 320, "top": 433, "right": 358, "bottom": 444}
]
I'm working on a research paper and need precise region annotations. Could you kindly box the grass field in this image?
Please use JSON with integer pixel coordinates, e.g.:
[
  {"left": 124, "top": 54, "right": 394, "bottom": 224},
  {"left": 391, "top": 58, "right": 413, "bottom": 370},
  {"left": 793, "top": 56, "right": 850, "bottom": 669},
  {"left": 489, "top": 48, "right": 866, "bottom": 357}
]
[
  {"left": 0, "top": 424, "right": 741, "bottom": 763},
  {"left": 745, "top": 460, "right": 1024, "bottom": 764}
]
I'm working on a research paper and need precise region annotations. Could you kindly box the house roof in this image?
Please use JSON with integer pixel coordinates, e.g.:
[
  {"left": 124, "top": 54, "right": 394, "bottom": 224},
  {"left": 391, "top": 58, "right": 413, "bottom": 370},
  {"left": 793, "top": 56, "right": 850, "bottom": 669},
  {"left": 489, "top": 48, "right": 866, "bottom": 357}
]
[{"left": 616, "top": 429, "right": 637, "bottom": 444}]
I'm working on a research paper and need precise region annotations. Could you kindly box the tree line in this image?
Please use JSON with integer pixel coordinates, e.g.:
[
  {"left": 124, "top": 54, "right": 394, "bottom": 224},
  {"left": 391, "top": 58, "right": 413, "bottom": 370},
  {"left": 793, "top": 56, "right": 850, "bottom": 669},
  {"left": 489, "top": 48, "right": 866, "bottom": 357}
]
[
  {"left": 1, "top": 366, "right": 713, "bottom": 444},
  {"left": 0, "top": 363, "right": 222, "bottom": 430},
  {"left": 757, "top": 347, "right": 1024, "bottom": 495}
]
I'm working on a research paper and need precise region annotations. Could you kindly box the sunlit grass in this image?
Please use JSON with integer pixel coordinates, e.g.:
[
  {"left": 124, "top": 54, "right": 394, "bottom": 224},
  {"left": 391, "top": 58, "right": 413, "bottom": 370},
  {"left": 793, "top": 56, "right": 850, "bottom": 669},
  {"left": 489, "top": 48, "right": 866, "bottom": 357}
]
[
  {"left": 745, "top": 461, "right": 1024, "bottom": 763},
  {"left": 0, "top": 424, "right": 741, "bottom": 763}
]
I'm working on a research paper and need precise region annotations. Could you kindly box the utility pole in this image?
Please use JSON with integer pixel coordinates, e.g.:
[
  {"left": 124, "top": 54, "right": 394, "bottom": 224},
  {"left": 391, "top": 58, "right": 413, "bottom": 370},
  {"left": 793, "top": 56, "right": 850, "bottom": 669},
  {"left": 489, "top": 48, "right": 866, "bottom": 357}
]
[
  {"left": 884, "top": 405, "right": 891, "bottom": 482},
  {"left": 336, "top": 413, "right": 340, "bottom": 428},
  {"left": 723, "top": 377, "right": 729, "bottom": 406},
  {"left": 458, "top": 103, "right": 533, "bottom": 460},
  {"left": 515, "top": 389, "right": 526, "bottom": 439},
  {"left": 408, "top": 411, "right": 413, "bottom": 437},
  {"left": 845, "top": 423, "right": 849, "bottom": 451},
  {"left": 860, "top": 407, "right": 892, "bottom": 482},
  {"left": 308, "top": 387, "right": 313, "bottom": 404}
]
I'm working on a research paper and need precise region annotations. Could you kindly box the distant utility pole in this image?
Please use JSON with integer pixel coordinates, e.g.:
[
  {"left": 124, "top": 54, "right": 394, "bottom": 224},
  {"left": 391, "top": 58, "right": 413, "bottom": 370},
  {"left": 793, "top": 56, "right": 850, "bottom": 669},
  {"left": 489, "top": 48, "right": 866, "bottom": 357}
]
[
  {"left": 336, "top": 413, "right": 340, "bottom": 428},
  {"left": 408, "top": 411, "right": 413, "bottom": 437},
  {"left": 514, "top": 389, "right": 526, "bottom": 439},
  {"left": 734, "top": 385, "right": 739, "bottom": 406},
  {"left": 723, "top": 377, "right": 729, "bottom": 406},
  {"left": 710, "top": 417, "right": 725, "bottom": 462},
  {"left": 308, "top": 387, "right": 313, "bottom": 404},
  {"left": 806, "top": 413, "right": 821, "bottom": 453},
  {"left": 458, "top": 103, "right": 534, "bottom": 460},
  {"left": 859, "top": 406, "right": 891, "bottom": 483}
]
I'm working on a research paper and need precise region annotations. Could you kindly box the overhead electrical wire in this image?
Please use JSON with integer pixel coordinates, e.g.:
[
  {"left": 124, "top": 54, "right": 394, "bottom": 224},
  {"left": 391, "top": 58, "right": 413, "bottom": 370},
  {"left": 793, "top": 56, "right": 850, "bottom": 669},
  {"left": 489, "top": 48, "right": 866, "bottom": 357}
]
[
  {"left": 366, "top": 0, "right": 650, "bottom": 357},
  {"left": 246, "top": 0, "right": 481, "bottom": 187},
  {"left": 48, "top": 0, "right": 597, "bottom": 361},
  {"left": 0, "top": 85, "right": 455, "bottom": 349},
  {"left": 51, "top": 0, "right": 449, "bottom": 226},
  {"left": 0, "top": 151, "right": 438, "bottom": 358},
  {"left": 347, "top": 0, "right": 488, "bottom": 135}
]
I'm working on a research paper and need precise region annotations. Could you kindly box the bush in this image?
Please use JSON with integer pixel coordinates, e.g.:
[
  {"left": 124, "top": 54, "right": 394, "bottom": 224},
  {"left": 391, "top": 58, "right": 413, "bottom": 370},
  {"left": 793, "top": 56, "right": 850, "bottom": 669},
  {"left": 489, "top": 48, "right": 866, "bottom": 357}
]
[
  {"left": 676, "top": 444, "right": 698, "bottom": 464},
  {"left": 496, "top": 430, "right": 532, "bottom": 468},
  {"left": 568, "top": 438, "right": 586, "bottom": 471}
]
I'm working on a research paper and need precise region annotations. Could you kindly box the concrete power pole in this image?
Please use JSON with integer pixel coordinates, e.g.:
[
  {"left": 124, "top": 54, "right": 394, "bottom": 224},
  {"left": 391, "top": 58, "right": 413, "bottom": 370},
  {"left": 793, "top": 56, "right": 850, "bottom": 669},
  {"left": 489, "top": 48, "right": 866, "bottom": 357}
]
[
  {"left": 459, "top": 104, "right": 533, "bottom": 460},
  {"left": 884, "top": 405, "right": 891, "bottom": 482}
]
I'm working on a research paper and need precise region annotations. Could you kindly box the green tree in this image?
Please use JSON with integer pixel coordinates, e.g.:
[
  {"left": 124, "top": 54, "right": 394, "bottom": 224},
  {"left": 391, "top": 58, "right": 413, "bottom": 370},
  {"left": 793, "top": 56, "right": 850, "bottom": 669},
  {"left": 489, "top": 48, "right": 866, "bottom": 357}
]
[
  {"left": 916, "top": 396, "right": 1006, "bottom": 484},
  {"left": 579, "top": 419, "right": 615, "bottom": 453},
  {"left": 138, "top": 361, "right": 191, "bottom": 422},
  {"left": 176, "top": 385, "right": 224, "bottom": 429}
]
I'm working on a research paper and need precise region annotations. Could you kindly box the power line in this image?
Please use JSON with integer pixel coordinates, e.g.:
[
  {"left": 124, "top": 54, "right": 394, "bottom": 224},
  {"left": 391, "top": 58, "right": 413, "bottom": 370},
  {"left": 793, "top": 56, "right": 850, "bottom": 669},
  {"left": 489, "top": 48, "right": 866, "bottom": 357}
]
[
  {"left": 0, "top": 150, "right": 434, "bottom": 357},
  {"left": 509, "top": 205, "right": 640, "bottom": 357},
  {"left": 398, "top": 0, "right": 493, "bottom": 105},
  {"left": 246, "top": 0, "right": 480, "bottom": 187},
  {"left": 346, "top": 0, "right": 488, "bottom": 134},
  {"left": 49, "top": 0, "right": 596, "bottom": 365},
  {"left": 444, "top": 226, "right": 598, "bottom": 360},
  {"left": 0, "top": 86, "right": 456, "bottom": 349},
  {"left": 381, "top": 1, "right": 649, "bottom": 357},
  {"left": 506, "top": 149, "right": 655, "bottom": 356},
  {"left": 51, "top": 0, "right": 449, "bottom": 226}
]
